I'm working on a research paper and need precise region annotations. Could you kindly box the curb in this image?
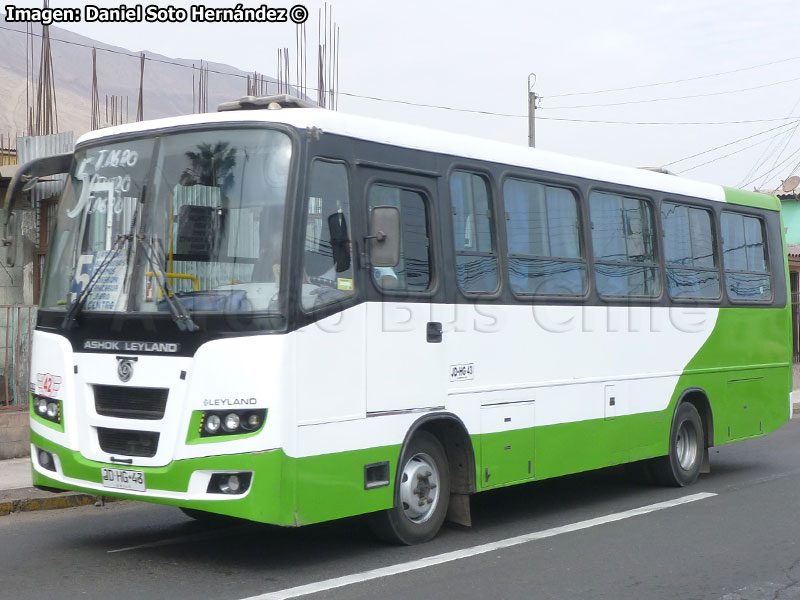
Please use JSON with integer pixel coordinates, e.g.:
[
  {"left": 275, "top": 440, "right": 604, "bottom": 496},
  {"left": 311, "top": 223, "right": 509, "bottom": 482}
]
[{"left": 0, "top": 489, "right": 120, "bottom": 516}]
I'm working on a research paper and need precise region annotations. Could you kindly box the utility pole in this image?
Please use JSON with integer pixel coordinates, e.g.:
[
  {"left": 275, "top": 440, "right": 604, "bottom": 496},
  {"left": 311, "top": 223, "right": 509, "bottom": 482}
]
[{"left": 528, "top": 73, "right": 537, "bottom": 148}]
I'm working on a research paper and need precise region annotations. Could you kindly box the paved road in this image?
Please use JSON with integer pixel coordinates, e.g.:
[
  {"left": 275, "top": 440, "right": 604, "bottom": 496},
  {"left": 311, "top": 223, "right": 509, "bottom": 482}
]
[{"left": 3, "top": 419, "right": 800, "bottom": 600}]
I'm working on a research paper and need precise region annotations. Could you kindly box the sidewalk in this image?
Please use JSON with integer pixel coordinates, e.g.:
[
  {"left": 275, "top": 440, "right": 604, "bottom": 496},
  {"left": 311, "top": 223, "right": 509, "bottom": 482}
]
[
  {"left": 0, "top": 457, "right": 112, "bottom": 516},
  {"left": 2, "top": 399, "right": 800, "bottom": 516}
]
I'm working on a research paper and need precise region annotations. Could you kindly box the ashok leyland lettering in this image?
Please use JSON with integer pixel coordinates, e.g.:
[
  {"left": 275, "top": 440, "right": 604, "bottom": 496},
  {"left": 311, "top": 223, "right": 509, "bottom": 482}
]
[{"left": 3, "top": 95, "right": 791, "bottom": 544}]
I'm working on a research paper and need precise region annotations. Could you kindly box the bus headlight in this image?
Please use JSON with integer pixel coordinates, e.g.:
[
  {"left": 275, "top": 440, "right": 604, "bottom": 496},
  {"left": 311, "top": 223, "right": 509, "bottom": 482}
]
[
  {"left": 204, "top": 414, "right": 221, "bottom": 434},
  {"left": 223, "top": 413, "right": 240, "bottom": 432},
  {"left": 198, "top": 409, "right": 266, "bottom": 438},
  {"left": 32, "top": 395, "right": 62, "bottom": 425}
]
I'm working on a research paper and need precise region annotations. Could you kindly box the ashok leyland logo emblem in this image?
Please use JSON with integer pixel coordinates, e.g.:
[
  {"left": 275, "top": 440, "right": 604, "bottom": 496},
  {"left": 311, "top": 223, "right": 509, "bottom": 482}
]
[{"left": 116, "top": 356, "right": 137, "bottom": 382}]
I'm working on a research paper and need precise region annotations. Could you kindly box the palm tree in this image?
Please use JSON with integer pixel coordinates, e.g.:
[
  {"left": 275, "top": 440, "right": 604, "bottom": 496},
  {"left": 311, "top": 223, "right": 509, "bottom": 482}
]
[{"left": 179, "top": 141, "right": 237, "bottom": 199}]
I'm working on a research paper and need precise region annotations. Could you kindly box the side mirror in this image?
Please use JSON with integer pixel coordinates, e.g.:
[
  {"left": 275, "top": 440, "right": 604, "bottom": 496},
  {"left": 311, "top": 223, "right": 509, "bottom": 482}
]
[
  {"left": 2, "top": 212, "right": 17, "bottom": 268},
  {"left": 2, "top": 152, "right": 72, "bottom": 271},
  {"left": 368, "top": 206, "right": 400, "bottom": 267},
  {"left": 3, "top": 152, "right": 72, "bottom": 213},
  {"left": 21, "top": 176, "right": 40, "bottom": 192}
]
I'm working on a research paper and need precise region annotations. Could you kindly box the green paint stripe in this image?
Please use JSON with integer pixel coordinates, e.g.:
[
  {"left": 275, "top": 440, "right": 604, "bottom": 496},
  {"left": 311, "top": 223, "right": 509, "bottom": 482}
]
[{"left": 723, "top": 186, "right": 781, "bottom": 210}]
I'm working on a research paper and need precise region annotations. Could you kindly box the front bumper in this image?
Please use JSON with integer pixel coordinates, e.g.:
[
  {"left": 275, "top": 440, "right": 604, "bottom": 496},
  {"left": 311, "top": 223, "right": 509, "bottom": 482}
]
[{"left": 31, "top": 431, "right": 293, "bottom": 524}]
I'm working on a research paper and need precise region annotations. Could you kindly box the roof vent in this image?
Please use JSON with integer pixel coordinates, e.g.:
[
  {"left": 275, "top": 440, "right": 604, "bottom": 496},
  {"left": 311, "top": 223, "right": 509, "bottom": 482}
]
[
  {"left": 218, "top": 94, "right": 317, "bottom": 112},
  {"left": 637, "top": 166, "right": 676, "bottom": 176}
]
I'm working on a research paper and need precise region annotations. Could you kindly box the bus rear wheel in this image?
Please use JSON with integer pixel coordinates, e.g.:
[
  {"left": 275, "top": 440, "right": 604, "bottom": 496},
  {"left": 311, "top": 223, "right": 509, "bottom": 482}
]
[
  {"left": 652, "top": 402, "right": 705, "bottom": 487},
  {"left": 369, "top": 431, "right": 450, "bottom": 545}
]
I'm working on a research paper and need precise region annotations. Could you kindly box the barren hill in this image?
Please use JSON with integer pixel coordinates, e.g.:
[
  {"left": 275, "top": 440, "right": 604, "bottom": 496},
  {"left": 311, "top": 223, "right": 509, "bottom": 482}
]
[{"left": 0, "top": 15, "right": 279, "bottom": 141}]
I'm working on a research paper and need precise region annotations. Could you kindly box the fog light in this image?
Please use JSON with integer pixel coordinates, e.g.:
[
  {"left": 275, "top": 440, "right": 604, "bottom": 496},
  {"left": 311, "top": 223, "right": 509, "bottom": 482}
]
[
  {"left": 204, "top": 414, "right": 221, "bottom": 434},
  {"left": 46, "top": 402, "right": 58, "bottom": 418},
  {"left": 218, "top": 474, "right": 241, "bottom": 494},
  {"left": 36, "top": 448, "right": 56, "bottom": 472},
  {"left": 223, "top": 413, "right": 240, "bottom": 432},
  {"left": 207, "top": 472, "right": 252, "bottom": 495}
]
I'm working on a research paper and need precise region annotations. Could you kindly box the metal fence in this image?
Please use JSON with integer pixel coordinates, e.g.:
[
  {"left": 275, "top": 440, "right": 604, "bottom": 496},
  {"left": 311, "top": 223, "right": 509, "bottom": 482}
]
[{"left": 0, "top": 305, "right": 37, "bottom": 410}]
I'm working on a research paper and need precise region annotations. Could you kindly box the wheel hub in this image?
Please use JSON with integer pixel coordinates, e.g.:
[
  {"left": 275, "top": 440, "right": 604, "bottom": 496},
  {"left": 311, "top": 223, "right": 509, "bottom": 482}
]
[
  {"left": 676, "top": 421, "right": 698, "bottom": 470},
  {"left": 399, "top": 453, "right": 440, "bottom": 523}
]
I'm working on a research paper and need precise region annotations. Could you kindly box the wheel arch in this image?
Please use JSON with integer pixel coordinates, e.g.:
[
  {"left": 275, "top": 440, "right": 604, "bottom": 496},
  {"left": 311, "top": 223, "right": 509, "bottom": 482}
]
[
  {"left": 675, "top": 387, "right": 714, "bottom": 448},
  {"left": 398, "top": 412, "right": 476, "bottom": 495}
]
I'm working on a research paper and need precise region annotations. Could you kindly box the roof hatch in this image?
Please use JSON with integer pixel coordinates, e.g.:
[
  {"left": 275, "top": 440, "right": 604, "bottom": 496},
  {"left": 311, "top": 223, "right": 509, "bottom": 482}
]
[{"left": 217, "top": 94, "right": 317, "bottom": 112}]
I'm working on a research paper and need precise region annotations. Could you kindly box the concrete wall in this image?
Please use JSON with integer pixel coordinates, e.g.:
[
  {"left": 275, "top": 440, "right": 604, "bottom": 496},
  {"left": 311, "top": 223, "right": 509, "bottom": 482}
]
[
  {"left": 782, "top": 199, "right": 800, "bottom": 245},
  {"left": 0, "top": 409, "right": 29, "bottom": 458}
]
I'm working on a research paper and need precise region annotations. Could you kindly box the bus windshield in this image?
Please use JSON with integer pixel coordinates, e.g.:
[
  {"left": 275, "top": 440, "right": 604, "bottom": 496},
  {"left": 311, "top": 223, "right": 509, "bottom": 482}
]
[{"left": 40, "top": 128, "right": 292, "bottom": 318}]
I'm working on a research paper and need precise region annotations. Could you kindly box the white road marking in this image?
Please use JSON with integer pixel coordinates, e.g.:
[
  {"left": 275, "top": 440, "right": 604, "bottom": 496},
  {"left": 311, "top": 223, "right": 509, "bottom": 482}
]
[{"left": 242, "top": 492, "right": 717, "bottom": 600}]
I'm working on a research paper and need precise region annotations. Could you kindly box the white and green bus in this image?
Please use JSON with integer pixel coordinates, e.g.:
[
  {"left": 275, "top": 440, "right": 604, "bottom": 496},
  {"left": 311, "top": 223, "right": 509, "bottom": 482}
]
[{"left": 6, "top": 95, "right": 791, "bottom": 544}]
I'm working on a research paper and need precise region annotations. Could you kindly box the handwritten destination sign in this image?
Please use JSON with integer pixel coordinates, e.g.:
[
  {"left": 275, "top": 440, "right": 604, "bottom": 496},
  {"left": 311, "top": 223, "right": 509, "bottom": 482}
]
[{"left": 83, "top": 250, "right": 129, "bottom": 312}]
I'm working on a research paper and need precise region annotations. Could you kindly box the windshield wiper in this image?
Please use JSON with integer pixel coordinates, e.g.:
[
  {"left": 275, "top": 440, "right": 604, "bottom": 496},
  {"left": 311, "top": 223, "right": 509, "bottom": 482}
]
[
  {"left": 61, "top": 233, "right": 131, "bottom": 330},
  {"left": 137, "top": 235, "right": 199, "bottom": 332}
]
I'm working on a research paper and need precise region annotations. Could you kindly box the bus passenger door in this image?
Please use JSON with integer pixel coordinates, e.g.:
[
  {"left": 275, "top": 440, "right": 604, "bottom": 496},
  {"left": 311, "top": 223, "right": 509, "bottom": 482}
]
[
  {"left": 360, "top": 170, "right": 447, "bottom": 414},
  {"left": 295, "top": 158, "right": 366, "bottom": 425}
]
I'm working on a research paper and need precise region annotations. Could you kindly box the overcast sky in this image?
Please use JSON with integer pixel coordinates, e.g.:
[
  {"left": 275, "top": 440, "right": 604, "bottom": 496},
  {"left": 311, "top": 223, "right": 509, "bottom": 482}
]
[{"left": 5, "top": 0, "right": 800, "bottom": 192}]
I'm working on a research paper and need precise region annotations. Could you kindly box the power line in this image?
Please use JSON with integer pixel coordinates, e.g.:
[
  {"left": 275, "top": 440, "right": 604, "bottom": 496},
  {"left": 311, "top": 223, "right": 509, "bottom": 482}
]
[
  {"left": 754, "top": 116, "right": 800, "bottom": 189},
  {"left": 3, "top": 24, "right": 798, "bottom": 128},
  {"left": 337, "top": 90, "right": 526, "bottom": 117},
  {"left": 675, "top": 125, "right": 800, "bottom": 175},
  {"left": 739, "top": 144, "right": 800, "bottom": 188},
  {"left": 544, "top": 75, "right": 800, "bottom": 110},
  {"left": 665, "top": 119, "right": 800, "bottom": 167},
  {"left": 546, "top": 54, "right": 800, "bottom": 99},
  {"left": 739, "top": 89, "right": 800, "bottom": 186},
  {"left": 538, "top": 116, "right": 797, "bottom": 126}
]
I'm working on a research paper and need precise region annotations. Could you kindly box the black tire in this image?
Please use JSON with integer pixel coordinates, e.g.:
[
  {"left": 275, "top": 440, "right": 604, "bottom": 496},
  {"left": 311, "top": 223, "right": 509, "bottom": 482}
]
[
  {"left": 651, "top": 402, "right": 705, "bottom": 487},
  {"left": 624, "top": 460, "right": 654, "bottom": 485},
  {"left": 369, "top": 431, "right": 450, "bottom": 545}
]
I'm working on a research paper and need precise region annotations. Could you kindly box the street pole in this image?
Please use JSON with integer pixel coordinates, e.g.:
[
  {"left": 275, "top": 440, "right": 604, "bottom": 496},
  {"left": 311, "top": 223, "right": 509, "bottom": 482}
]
[{"left": 528, "top": 73, "right": 536, "bottom": 148}]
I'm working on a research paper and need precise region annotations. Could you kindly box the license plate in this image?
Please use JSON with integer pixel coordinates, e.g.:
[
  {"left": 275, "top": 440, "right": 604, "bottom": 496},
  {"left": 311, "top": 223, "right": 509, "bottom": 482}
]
[{"left": 101, "top": 468, "right": 146, "bottom": 492}]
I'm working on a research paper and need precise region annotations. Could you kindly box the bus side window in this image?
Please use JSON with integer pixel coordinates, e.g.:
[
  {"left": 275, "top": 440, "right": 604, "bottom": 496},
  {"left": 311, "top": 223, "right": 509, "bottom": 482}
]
[
  {"left": 503, "top": 178, "right": 586, "bottom": 296},
  {"left": 720, "top": 211, "right": 771, "bottom": 302},
  {"left": 590, "top": 191, "right": 660, "bottom": 298},
  {"left": 661, "top": 202, "right": 720, "bottom": 300},
  {"left": 368, "top": 184, "right": 431, "bottom": 292},
  {"left": 450, "top": 171, "right": 498, "bottom": 293},
  {"left": 300, "top": 160, "right": 355, "bottom": 310}
]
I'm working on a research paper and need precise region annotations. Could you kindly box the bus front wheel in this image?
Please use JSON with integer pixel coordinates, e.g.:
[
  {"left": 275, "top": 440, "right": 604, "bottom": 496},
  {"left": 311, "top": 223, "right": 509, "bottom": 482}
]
[
  {"left": 652, "top": 402, "right": 705, "bottom": 487},
  {"left": 370, "top": 431, "right": 450, "bottom": 545}
]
